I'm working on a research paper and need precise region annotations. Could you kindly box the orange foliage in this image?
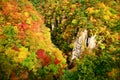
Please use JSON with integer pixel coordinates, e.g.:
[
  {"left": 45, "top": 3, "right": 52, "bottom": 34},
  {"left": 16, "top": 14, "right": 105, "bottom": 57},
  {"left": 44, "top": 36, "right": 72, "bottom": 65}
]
[
  {"left": 10, "top": 72, "right": 19, "bottom": 80},
  {"left": 36, "top": 49, "right": 51, "bottom": 66}
]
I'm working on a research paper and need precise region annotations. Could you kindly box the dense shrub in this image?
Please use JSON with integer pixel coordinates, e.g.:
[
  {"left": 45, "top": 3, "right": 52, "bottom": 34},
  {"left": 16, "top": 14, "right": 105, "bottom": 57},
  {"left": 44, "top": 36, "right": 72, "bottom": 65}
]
[
  {"left": 31, "top": 0, "right": 120, "bottom": 54},
  {"left": 0, "top": 0, "right": 66, "bottom": 79},
  {"left": 0, "top": 0, "right": 120, "bottom": 79},
  {"left": 62, "top": 49, "right": 120, "bottom": 80},
  {"left": 31, "top": 0, "right": 120, "bottom": 79}
]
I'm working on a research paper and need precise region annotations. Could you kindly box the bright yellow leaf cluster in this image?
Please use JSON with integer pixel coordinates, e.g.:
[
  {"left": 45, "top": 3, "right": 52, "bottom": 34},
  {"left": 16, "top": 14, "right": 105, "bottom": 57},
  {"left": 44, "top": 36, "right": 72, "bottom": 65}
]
[{"left": 86, "top": 7, "right": 95, "bottom": 14}]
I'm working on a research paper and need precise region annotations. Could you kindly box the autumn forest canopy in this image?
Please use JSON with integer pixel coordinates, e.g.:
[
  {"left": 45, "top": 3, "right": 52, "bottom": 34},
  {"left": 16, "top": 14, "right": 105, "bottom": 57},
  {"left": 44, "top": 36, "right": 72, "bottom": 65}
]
[{"left": 0, "top": 0, "right": 120, "bottom": 80}]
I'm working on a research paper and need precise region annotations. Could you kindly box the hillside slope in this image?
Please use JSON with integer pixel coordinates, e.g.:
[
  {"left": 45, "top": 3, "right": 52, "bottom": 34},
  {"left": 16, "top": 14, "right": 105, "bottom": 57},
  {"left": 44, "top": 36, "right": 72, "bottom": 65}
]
[{"left": 0, "top": 0, "right": 66, "bottom": 80}]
